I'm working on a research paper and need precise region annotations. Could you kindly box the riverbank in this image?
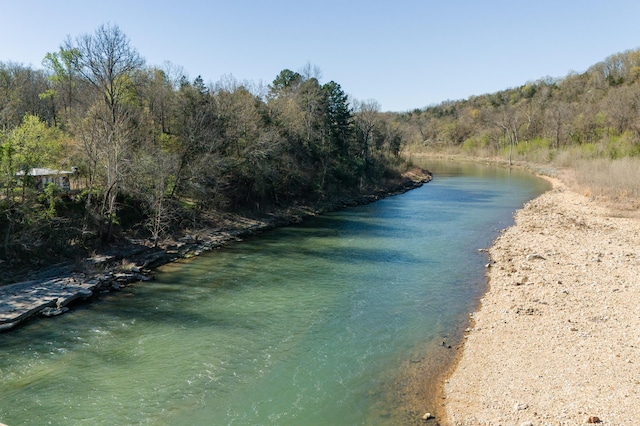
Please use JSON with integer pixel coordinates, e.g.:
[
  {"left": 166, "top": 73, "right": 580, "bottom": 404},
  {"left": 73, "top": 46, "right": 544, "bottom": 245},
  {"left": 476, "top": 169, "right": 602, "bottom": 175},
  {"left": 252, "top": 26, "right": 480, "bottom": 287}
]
[
  {"left": 0, "top": 169, "right": 432, "bottom": 332},
  {"left": 442, "top": 174, "right": 640, "bottom": 424}
]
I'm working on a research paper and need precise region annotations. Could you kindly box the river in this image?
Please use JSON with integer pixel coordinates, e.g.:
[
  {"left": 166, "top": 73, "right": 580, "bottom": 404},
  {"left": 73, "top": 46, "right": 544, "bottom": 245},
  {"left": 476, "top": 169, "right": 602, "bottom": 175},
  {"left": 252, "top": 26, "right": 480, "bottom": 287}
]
[{"left": 0, "top": 160, "right": 549, "bottom": 425}]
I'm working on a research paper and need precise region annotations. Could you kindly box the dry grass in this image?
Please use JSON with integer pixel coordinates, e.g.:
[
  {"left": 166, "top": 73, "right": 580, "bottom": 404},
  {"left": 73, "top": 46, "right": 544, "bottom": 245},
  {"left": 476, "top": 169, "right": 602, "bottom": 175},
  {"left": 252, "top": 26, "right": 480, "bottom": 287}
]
[{"left": 555, "top": 156, "right": 640, "bottom": 214}]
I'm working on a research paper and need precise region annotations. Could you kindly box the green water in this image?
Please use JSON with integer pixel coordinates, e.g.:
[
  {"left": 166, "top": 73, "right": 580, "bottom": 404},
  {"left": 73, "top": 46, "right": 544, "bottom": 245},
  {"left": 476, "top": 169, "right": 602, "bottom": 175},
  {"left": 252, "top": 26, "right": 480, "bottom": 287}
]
[{"left": 0, "top": 161, "right": 549, "bottom": 425}]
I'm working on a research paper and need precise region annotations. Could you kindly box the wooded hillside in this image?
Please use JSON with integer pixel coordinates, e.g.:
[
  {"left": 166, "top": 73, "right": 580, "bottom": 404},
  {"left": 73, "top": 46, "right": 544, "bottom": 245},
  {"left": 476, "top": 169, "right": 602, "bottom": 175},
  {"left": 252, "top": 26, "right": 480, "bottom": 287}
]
[
  {"left": 0, "top": 24, "right": 407, "bottom": 262},
  {"left": 397, "top": 48, "right": 640, "bottom": 163}
]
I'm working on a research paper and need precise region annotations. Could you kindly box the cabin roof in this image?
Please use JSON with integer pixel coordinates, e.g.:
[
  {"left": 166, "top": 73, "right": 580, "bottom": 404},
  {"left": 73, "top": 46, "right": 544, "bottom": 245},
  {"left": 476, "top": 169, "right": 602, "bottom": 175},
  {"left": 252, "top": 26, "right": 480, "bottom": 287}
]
[{"left": 15, "top": 168, "right": 75, "bottom": 177}]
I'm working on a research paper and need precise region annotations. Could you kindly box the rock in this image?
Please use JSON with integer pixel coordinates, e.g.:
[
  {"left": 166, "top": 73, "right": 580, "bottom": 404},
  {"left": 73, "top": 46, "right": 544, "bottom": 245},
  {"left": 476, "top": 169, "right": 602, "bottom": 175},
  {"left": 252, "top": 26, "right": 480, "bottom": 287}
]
[
  {"left": 422, "top": 412, "right": 434, "bottom": 420},
  {"left": 514, "top": 402, "right": 528, "bottom": 411},
  {"left": 130, "top": 265, "right": 141, "bottom": 273},
  {"left": 114, "top": 273, "right": 132, "bottom": 282},
  {"left": 526, "top": 253, "right": 546, "bottom": 261},
  {"left": 41, "top": 307, "right": 69, "bottom": 317},
  {"left": 521, "top": 422, "right": 534, "bottom": 426},
  {"left": 586, "top": 416, "right": 601, "bottom": 423}
]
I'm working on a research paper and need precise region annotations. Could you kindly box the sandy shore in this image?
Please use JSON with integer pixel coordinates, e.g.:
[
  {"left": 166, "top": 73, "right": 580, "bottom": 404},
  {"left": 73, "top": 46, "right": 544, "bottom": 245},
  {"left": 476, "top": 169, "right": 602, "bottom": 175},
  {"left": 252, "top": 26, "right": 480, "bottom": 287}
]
[{"left": 443, "top": 176, "right": 640, "bottom": 425}]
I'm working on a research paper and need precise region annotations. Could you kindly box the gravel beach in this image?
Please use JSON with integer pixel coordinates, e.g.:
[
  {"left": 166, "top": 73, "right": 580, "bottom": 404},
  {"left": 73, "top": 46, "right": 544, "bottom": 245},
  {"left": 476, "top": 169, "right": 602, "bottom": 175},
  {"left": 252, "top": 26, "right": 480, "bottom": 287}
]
[{"left": 443, "top": 177, "right": 640, "bottom": 425}]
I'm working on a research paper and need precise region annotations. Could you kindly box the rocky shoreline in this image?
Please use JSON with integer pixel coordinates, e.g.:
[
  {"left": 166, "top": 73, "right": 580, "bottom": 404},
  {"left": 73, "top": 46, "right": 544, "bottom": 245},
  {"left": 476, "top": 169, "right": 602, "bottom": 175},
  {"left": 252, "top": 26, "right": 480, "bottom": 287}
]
[
  {"left": 442, "top": 176, "right": 640, "bottom": 425},
  {"left": 0, "top": 170, "right": 432, "bottom": 332}
]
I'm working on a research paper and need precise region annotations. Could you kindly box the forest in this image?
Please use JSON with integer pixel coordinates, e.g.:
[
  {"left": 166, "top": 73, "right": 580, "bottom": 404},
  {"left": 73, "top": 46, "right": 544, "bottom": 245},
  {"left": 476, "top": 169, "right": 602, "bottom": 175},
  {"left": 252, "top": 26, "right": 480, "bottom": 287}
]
[{"left": 0, "top": 24, "right": 409, "bottom": 264}]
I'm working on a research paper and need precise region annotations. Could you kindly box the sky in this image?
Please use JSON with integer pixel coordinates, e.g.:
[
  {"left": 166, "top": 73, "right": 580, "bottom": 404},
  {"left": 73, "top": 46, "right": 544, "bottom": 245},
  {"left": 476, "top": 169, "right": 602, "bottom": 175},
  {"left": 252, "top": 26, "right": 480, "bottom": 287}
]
[{"left": 2, "top": 0, "right": 640, "bottom": 112}]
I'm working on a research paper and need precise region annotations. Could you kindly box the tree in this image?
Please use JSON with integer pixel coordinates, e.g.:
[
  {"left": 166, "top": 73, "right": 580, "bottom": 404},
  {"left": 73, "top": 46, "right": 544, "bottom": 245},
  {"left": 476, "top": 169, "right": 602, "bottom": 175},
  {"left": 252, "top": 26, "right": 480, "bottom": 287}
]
[
  {"left": 67, "top": 24, "right": 144, "bottom": 123},
  {"left": 602, "top": 85, "right": 637, "bottom": 135},
  {"left": 172, "top": 76, "right": 219, "bottom": 205},
  {"left": 494, "top": 104, "right": 522, "bottom": 165},
  {"left": 0, "top": 62, "right": 54, "bottom": 130},
  {"left": 545, "top": 102, "right": 572, "bottom": 150},
  {"left": 142, "top": 63, "right": 183, "bottom": 135},
  {"left": 214, "top": 77, "right": 262, "bottom": 156},
  {"left": 321, "top": 81, "right": 353, "bottom": 188},
  {"left": 377, "top": 117, "right": 403, "bottom": 157},
  {"left": 323, "top": 81, "right": 352, "bottom": 148},
  {"left": 63, "top": 23, "right": 145, "bottom": 242},
  {"left": 42, "top": 47, "right": 81, "bottom": 122},
  {"left": 269, "top": 69, "right": 302, "bottom": 96},
  {"left": 353, "top": 99, "right": 380, "bottom": 164},
  {"left": 0, "top": 114, "right": 63, "bottom": 254},
  {"left": 127, "top": 137, "right": 178, "bottom": 247},
  {"left": 297, "top": 77, "right": 325, "bottom": 148},
  {"left": 10, "top": 114, "right": 62, "bottom": 196}
]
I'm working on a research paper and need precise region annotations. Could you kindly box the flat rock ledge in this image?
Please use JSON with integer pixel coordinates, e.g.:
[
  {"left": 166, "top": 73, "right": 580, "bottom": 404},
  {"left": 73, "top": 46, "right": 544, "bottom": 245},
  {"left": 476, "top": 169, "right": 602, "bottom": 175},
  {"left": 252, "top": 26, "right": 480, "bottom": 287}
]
[
  {"left": 0, "top": 271, "right": 149, "bottom": 332},
  {"left": 1, "top": 169, "right": 432, "bottom": 332}
]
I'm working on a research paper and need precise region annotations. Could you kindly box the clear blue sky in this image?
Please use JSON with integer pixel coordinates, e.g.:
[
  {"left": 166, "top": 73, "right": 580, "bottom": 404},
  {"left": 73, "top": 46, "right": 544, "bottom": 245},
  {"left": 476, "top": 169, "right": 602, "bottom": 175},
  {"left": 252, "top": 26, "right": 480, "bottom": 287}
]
[{"left": 2, "top": 0, "right": 639, "bottom": 112}]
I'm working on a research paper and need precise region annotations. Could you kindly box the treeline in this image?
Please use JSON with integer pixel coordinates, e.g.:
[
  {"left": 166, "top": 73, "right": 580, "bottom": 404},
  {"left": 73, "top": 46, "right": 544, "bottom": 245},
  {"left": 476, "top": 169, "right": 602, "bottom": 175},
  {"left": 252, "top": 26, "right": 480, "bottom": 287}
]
[
  {"left": 397, "top": 48, "right": 640, "bottom": 162},
  {"left": 0, "top": 24, "right": 406, "bottom": 260}
]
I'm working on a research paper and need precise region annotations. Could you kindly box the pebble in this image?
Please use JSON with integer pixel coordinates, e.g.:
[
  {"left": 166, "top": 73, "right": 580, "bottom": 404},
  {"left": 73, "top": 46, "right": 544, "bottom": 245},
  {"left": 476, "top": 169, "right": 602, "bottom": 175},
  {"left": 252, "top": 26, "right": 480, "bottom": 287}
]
[
  {"left": 526, "top": 253, "right": 546, "bottom": 261},
  {"left": 514, "top": 402, "right": 529, "bottom": 411},
  {"left": 422, "top": 181, "right": 640, "bottom": 424}
]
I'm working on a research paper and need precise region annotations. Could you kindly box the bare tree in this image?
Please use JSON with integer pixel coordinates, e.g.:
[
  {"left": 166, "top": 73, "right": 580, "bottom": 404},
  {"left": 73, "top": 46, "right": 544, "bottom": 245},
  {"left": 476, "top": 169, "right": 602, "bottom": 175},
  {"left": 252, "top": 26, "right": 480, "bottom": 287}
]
[
  {"left": 494, "top": 104, "right": 522, "bottom": 165},
  {"left": 127, "top": 143, "right": 178, "bottom": 247},
  {"left": 603, "top": 85, "right": 637, "bottom": 135},
  {"left": 64, "top": 24, "right": 144, "bottom": 242},
  {"left": 546, "top": 102, "right": 572, "bottom": 150},
  {"left": 299, "top": 62, "right": 323, "bottom": 81},
  {"left": 353, "top": 99, "right": 380, "bottom": 162}
]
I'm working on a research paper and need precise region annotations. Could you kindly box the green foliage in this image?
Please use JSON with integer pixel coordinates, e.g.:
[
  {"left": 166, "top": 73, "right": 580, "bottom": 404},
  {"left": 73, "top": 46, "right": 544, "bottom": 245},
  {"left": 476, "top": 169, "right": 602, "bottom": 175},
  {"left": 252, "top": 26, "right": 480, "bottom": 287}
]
[
  {"left": 517, "top": 138, "right": 552, "bottom": 155},
  {"left": 9, "top": 114, "right": 62, "bottom": 174},
  {"left": 270, "top": 69, "right": 302, "bottom": 95},
  {"left": 0, "top": 114, "right": 71, "bottom": 256},
  {"left": 0, "top": 62, "right": 56, "bottom": 128},
  {"left": 43, "top": 182, "right": 63, "bottom": 217},
  {"left": 580, "top": 143, "right": 598, "bottom": 156},
  {"left": 0, "top": 129, "right": 12, "bottom": 181},
  {"left": 1, "top": 114, "right": 64, "bottom": 208},
  {"left": 1, "top": 26, "right": 408, "bottom": 259},
  {"left": 520, "top": 83, "right": 537, "bottom": 99},
  {"left": 43, "top": 47, "right": 81, "bottom": 85},
  {"left": 461, "top": 135, "right": 492, "bottom": 153},
  {"left": 605, "top": 132, "right": 640, "bottom": 159}
]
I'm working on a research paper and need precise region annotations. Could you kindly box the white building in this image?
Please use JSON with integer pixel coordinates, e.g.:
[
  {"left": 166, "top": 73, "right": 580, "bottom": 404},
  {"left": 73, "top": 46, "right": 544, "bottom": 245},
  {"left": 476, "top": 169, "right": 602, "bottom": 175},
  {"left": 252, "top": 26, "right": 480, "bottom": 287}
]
[{"left": 15, "top": 167, "right": 77, "bottom": 191}]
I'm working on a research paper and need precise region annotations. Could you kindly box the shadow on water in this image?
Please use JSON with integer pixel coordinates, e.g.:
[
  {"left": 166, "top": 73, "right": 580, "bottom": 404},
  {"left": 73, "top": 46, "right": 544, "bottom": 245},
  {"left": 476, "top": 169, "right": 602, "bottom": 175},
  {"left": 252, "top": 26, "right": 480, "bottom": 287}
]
[{"left": 290, "top": 214, "right": 413, "bottom": 238}]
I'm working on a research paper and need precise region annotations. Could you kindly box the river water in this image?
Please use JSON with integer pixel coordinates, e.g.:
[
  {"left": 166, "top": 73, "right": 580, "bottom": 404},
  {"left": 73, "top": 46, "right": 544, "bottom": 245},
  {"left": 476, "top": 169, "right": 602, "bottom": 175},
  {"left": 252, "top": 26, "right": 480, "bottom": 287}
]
[{"left": 0, "top": 160, "right": 549, "bottom": 425}]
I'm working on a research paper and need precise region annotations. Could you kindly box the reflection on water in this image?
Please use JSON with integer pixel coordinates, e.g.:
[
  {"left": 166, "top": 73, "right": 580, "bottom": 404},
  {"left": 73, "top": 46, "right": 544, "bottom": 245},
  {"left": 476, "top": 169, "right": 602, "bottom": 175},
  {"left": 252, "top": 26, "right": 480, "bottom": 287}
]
[{"left": 0, "top": 160, "right": 548, "bottom": 425}]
